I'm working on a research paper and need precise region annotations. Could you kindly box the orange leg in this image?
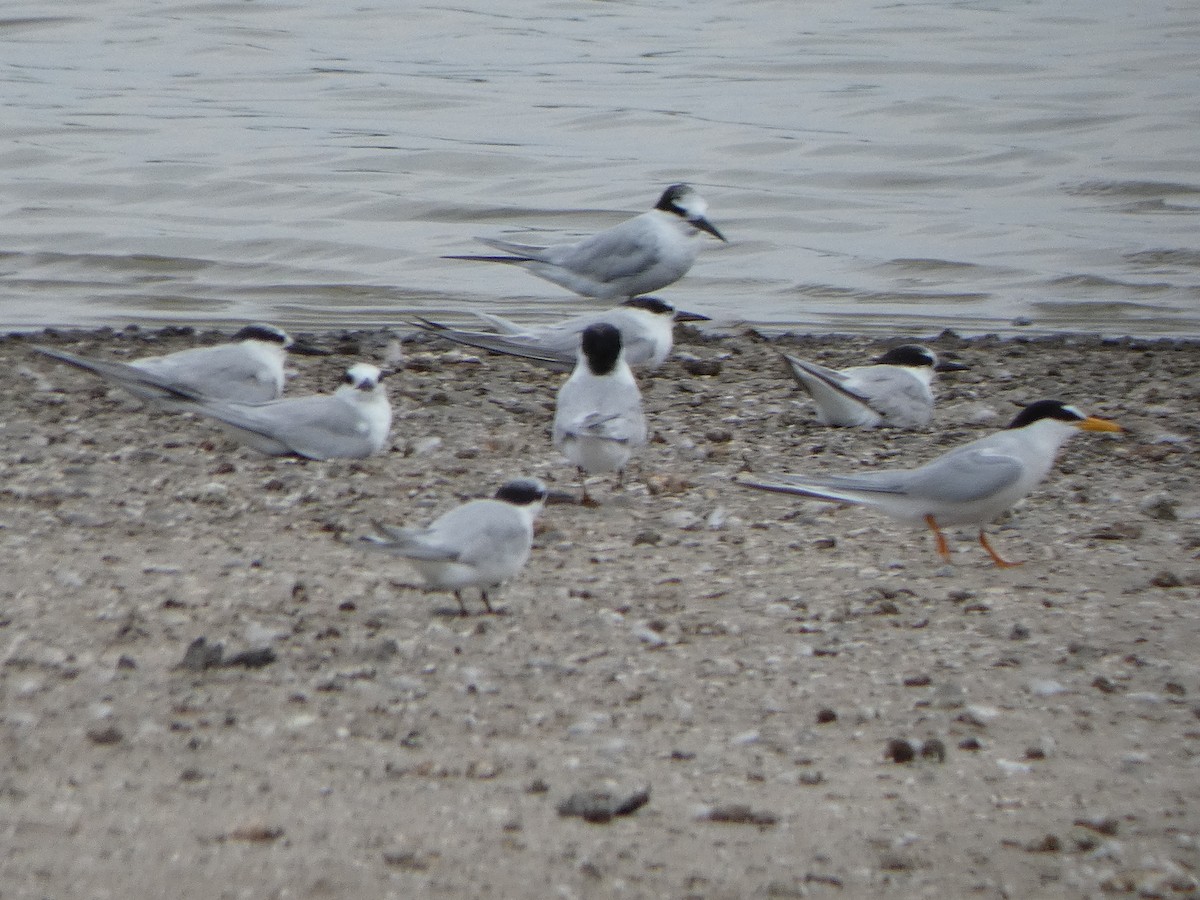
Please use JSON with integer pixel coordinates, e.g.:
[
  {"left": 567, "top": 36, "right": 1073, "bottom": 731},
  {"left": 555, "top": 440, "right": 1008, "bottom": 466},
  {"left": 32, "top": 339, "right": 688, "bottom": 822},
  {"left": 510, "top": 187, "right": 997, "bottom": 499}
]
[
  {"left": 978, "top": 530, "right": 1023, "bottom": 568},
  {"left": 924, "top": 514, "right": 952, "bottom": 563}
]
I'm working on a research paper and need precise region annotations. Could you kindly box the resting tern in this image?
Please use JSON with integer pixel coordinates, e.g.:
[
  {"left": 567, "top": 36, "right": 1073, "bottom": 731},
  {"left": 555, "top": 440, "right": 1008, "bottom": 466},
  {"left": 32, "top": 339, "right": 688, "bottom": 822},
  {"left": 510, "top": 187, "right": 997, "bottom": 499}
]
[
  {"left": 739, "top": 399, "right": 1123, "bottom": 566},
  {"left": 32, "top": 324, "right": 325, "bottom": 407},
  {"left": 412, "top": 297, "right": 709, "bottom": 370},
  {"left": 444, "top": 184, "right": 726, "bottom": 299},
  {"left": 553, "top": 323, "right": 648, "bottom": 503},
  {"left": 782, "top": 344, "right": 967, "bottom": 429},
  {"left": 170, "top": 363, "right": 392, "bottom": 460},
  {"left": 362, "top": 478, "right": 548, "bottom": 615}
]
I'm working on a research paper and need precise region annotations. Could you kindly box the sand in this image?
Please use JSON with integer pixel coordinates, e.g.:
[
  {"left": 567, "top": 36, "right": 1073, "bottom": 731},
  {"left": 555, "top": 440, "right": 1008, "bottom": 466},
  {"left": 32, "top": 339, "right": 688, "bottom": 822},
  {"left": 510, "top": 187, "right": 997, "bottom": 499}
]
[{"left": 2, "top": 324, "right": 1198, "bottom": 898}]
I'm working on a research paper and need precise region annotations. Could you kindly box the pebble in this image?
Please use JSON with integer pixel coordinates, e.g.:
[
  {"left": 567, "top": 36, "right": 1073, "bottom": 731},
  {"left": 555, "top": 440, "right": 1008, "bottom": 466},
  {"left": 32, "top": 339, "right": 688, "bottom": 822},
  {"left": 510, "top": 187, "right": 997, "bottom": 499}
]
[{"left": 556, "top": 787, "right": 650, "bottom": 823}]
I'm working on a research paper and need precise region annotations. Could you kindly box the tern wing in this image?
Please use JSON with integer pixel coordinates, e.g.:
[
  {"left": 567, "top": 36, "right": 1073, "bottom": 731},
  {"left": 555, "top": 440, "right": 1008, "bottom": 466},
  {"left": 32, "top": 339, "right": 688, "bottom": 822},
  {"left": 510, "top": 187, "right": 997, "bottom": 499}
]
[
  {"left": 363, "top": 521, "right": 461, "bottom": 561},
  {"left": 411, "top": 318, "right": 574, "bottom": 368},
  {"left": 32, "top": 346, "right": 210, "bottom": 402},
  {"left": 553, "top": 222, "right": 665, "bottom": 283},
  {"left": 845, "top": 367, "right": 933, "bottom": 427},
  {"left": 189, "top": 394, "right": 377, "bottom": 460}
]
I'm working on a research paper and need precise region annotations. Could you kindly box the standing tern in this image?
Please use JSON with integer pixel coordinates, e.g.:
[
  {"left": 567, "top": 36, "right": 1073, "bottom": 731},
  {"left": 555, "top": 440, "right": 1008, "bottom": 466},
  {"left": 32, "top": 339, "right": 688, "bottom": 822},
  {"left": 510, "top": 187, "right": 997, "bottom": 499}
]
[
  {"left": 412, "top": 297, "right": 709, "bottom": 370},
  {"left": 782, "top": 344, "right": 967, "bottom": 429},
  {"left": 444, "top": 184, "right": 726, "bottom": 299},
  {"left": 362, "top": 478, "right": 548, "bottom": 615},
  {"left": 170, "top": 363, "right": 392, "bottom": 460},
  {"left": 553, "top": 323, "right": 648, "bottom": 503},
  {"left": 32, "top": 324, "right": 325, "bottom": 406},
  {"left": 739, "top": 399, "right": 1123, "bottom": 566}
]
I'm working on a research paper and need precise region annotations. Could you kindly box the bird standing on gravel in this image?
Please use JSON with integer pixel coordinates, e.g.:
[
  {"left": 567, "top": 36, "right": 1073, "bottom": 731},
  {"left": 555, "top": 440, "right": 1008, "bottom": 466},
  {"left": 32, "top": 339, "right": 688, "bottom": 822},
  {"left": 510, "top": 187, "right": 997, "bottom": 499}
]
[
  {"left": 553, "top": 323, "right": 648, "bottom": 504},
  {"left": 444, "top": 184, "right": 726, "bottom": 299},
  {"left": 739, "top": 399, "right": 1123, "bottom": 566},
  {"left": 362, "top": 478, "right": 548, "bottom": 616}
]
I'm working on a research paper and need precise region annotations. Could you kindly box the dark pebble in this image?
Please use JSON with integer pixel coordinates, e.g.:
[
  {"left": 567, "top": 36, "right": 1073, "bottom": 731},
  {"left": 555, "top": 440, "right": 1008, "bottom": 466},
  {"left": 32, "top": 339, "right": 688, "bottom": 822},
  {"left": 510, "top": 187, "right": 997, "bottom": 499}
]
[
  {"left": 178, "top": 637, "right": 223, "bottom": 671},
  {"left": 223, "top": 647, "right": 277, "bottom": 669},
  {"left": 815, "top": 708, "right": 837, "bottom": 724},
  {"left": 87, "top": 725, "right": 123, "bottom": 746},
  {"left": 557, "top": 787, "right": 650, "bottom": 823},
  {"left": 921, "top": 739, "right": 947, "bottom": 762},
  {"left": 700, "top": 804, "right": 778, "bottom": 827},
  {"left": 885, "top": 738, "right": 916, "bottom": 763}
]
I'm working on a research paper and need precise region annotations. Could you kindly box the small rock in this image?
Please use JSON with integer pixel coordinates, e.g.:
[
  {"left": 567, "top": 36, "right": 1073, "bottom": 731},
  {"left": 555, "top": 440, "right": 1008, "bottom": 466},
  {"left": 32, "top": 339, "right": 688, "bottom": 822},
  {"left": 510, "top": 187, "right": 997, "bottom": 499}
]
[
  {"left": 223, "top": 647, "right": 277, "bottom": 669},
  {"left": 885, "top": 738, "right": 916, "bottom": 764},
  {"left": 87, "top": 725, "right": 123, "bottom": 746},
  {"left": 921, "top": 739, "right": 946, "bottom": 763},
  {"left": 1025, "top": 834, "right": 1062, "bottom": 853},
  {"left": 815, "top": 708, "right": 837, "bottom": 725},
  {"left": 1151, "top": 570, "right": 1183, "bottom": 588},
  {"left": 178, "top": 637, "right": 223, "bottom": 671},
  {"left": 557, "top": 787, "right": 650, "bottom": 823},
  {"left": 697, "top": 804, "right": 778, "bottom": 827}
]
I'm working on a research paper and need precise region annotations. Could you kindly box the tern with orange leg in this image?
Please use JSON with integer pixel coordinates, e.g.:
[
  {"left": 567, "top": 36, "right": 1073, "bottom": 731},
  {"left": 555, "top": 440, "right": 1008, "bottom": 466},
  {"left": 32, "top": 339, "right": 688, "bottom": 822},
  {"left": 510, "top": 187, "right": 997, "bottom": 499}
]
[{"left": 738, "top": 400, "right": 1123, "bottom": 566}]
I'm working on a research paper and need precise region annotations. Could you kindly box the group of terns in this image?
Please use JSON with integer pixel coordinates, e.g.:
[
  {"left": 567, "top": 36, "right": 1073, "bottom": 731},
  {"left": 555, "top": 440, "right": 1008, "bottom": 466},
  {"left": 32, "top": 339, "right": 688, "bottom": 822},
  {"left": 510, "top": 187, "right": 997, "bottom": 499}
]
[{"left": 31, "top": 184, "right": 1124, "bottom": 613}]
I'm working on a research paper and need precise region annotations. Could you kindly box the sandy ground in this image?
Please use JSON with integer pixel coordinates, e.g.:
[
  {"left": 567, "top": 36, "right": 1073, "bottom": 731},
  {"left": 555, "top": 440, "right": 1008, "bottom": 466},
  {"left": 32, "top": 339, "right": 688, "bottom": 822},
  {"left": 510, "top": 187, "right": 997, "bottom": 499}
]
[{"left": 2, "top": 324, "right": 1199, "bottom": 899}]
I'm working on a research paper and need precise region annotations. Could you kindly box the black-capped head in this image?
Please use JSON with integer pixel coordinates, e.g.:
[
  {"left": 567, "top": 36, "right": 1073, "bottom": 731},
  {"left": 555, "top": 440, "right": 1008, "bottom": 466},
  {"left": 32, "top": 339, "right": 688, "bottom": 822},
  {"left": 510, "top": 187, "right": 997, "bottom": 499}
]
[
  {"left": 494, "top": 478, "right": 548, "bottom": 507},
  {"left": 580, "top": 323, "right": 623, "bottom": 376},
  {"left": 874, "top": 344, "right": 937, "bottom": 369},
  {"left": 622, "top": 297, "right": 676, "bottom": 317},
  {"left": 654, "top": 183, "right": 726, "bottom": 241},
  {"left": 1007, "top": 399, "right": 1124, "bottom": 433},
  {"left": 232, "top": 324, "right": 290, "bottom": 346}
]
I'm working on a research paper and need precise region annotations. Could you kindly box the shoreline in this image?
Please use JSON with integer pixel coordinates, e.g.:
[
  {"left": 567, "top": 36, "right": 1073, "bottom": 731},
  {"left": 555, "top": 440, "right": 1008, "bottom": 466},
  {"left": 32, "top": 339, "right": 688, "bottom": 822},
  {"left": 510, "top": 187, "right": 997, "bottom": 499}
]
[{"left": 2, "top": 324, "right": 1198, "bottom": 897}]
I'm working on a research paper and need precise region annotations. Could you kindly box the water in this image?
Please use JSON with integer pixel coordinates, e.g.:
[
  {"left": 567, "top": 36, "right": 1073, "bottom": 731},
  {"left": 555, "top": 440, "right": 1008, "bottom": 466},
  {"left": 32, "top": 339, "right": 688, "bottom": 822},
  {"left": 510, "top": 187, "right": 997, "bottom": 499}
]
[{"left": 1, "top": 0, "right": 1197, "bottom": 336}]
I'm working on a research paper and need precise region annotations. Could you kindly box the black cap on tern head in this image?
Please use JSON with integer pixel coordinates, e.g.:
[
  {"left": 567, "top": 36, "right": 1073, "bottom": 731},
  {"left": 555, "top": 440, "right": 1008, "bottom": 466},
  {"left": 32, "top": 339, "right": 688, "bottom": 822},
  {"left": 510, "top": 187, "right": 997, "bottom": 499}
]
[
  {"left": 232, "top": 324, "right": 289, "bottom": 346},
  {"left": 622, "top": 297, "right": 675, "bottom": 316},
  {"left": 1006, "top": 399, "right": 1085, "bottom": 429},
  {"left": 495, "top": 478, "right": 548, "bottom": 506},
  {"left": 874, "top": 344, "right": 937, "bottom": 368},
  {"left": 654, "top": 183, "right": 726, "bottom": 242},
  {"left": 580, "top": 322, "right": 623, "bottom": 376}
]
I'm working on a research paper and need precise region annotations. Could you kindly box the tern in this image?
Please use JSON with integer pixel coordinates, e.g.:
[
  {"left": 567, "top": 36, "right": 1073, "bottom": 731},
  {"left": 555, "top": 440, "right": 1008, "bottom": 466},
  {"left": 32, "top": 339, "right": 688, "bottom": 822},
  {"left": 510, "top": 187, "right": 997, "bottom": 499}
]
[
  {"left": 171, "top": 363, "right": 392, "bottom": 460},
  {"left": 444, "top": 184, "right": 726, "bottom": 299},
  {"left": 32, "top": 324, "right": 325, "bottom": 407},
  {"left": 782, "top": 344, "right": 967, "bottom": 429},
  {"left": 412, "top": 297, "right": 709, "bottom": 370},
  {"left": 739, "top": 399, "right": 1123, "bottom": 566},
  {"left": 362, "top": 478, "right": 548, "bottom": 615},
  {"left": 553, "top": 323, "right": 648, "bottom": 503}
]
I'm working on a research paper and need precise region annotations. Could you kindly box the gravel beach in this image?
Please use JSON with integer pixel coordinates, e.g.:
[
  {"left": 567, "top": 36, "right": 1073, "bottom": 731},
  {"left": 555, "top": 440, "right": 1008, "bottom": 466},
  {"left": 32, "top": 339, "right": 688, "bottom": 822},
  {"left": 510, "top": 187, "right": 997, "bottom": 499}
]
[{"left": 2, "top": 324, "right": 1198, "bottom": 898}]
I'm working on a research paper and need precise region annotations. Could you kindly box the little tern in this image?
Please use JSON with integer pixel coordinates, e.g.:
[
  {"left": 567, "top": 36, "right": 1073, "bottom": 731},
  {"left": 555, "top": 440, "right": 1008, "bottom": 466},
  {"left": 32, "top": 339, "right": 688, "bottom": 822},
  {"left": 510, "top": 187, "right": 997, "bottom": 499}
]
[
  {"left": 739, "top": 399, "right": 1123, "bottom": 566},
  {"left": 444, "top": 184, "right": 726, "bottom": 299}
]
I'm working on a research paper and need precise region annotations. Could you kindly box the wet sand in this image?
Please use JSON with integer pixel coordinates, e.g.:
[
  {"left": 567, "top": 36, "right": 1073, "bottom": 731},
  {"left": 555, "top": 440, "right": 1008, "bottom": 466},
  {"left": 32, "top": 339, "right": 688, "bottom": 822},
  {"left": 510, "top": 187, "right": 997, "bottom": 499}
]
[{"left": 2, "top": 325, "right": 1198, "bottom": 898}]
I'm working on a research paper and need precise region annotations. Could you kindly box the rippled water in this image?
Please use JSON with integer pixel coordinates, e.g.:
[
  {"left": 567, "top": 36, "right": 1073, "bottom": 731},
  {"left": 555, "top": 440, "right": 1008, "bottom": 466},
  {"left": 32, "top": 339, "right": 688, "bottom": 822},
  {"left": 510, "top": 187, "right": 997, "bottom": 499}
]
[{"left": 1, "top": 0, "right": 1197, "bottom": 336}]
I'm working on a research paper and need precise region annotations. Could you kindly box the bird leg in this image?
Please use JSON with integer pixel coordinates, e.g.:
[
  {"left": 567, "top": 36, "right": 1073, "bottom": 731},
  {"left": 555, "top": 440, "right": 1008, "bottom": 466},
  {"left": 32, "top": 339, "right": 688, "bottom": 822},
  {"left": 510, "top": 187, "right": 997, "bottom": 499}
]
[
  {"left": 978, "top": 531, "right": 1023, "bottom": 568},
  {"left": 480, "top": 590, "right": 495, "bottom": 614},
  {"left": 579, "top": 469, "right": 598, "bottom": 507},
  {"left": 453, "top": 590, "right": 469, "bottom": 617},
  {"left": 923, "top": 514, "right": 952, "bottom": 563}
]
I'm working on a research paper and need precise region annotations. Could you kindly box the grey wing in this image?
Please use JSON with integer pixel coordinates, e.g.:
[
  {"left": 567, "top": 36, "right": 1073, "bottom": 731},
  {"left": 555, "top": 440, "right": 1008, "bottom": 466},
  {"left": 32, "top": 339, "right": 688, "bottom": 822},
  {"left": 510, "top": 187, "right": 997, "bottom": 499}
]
[
  {"left": 412, "top": 318, "right": 574, "bottom": 368},
  {"left": 193, "top": 395, "right": 375, "bottom": 460},
  {"left": 783, "top": 355, "right": 854, "bottom": 392},
  {"left": 901, "top": 448, "right": 1024, "bottom": 504},
  {"left": 32, "top": 346, "right": 209, "bottom": 402},
  {"left": 424, "top": 502, "right": 527, "bottom": 565},
  {"left": 137, "top": 344, "right": 277, "bottom": 403},
  {"left": 364, "top": 522, "right": 461, "bottom": 561},
  {"left": 554, "top": 221, "right": 663, "bottom": 281},
  {"left": 851, "top": 369, "right": 932, "bottom": 426}
]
